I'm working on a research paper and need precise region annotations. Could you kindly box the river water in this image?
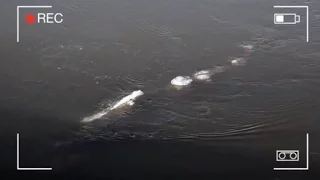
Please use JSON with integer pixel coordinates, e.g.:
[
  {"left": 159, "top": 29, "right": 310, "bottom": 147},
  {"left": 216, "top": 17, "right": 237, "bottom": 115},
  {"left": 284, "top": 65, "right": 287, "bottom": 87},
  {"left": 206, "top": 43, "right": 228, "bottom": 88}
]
[{"left": 1, "top": 0, "right": 320, "bottom": 179}]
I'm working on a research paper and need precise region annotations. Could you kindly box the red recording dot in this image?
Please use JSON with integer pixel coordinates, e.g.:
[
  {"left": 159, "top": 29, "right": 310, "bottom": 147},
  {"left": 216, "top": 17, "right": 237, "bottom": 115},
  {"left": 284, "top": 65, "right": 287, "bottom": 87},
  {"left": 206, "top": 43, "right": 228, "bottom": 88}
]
[{"left": 25, "top": 13, "right": 36, "bottom": 24}]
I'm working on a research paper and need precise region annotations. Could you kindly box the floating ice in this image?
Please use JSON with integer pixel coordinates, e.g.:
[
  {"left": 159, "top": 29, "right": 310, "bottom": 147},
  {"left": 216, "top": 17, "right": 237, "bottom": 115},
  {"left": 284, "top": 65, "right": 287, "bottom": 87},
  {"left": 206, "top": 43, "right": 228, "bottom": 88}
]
[
  {"left": 193, "top": 70, "right": 211, "bottom": 80},
  {"left": 193, "top": 66, "right": 226, "bottom": 81},
  {"left": 81, "top": 90, "right": 144, "bottom": 123},
  {"left": 81, "top": 111, "right": 108, "bottom": 123},
  {"left": 171, "top": 76, "right": 193, "bottom": 86},
  {"left": 240, "top": 44, "right": 254, "bottom": 52},
  {"left": 231, "top": 60, "right": 239, "bottom": 65},
  {"left": 230, "top": 58, "right": 246, "bottom": 66},
  {"left": 110, "top": 90, "right": 144, "bottom": 110},
  {"left": 240, "top": 44, "right": 254, "bottom": 50}
]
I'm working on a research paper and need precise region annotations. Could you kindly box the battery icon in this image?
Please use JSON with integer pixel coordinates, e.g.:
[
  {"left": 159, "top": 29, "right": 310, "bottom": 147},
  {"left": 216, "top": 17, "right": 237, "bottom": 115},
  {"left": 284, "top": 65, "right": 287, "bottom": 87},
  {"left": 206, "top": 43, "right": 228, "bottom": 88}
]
[{"left": 274, "top": 13, "right": 301, "bottom": 24}]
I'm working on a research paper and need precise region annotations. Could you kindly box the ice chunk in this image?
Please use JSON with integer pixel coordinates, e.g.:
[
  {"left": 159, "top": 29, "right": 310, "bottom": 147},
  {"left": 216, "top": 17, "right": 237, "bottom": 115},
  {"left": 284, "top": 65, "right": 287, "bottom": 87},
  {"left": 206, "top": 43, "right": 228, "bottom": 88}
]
[
  {"left": 230, "top": 58, "right": 246, "bottom": 66},
  {"left": 193, "top": 70, "right": 211, "bottom": 80},
  {"left": 81, "top": 90, "right": 144, "bottom": 123},
  {"left": 171, "top": 76, "right": 193, "bottom": 86}
]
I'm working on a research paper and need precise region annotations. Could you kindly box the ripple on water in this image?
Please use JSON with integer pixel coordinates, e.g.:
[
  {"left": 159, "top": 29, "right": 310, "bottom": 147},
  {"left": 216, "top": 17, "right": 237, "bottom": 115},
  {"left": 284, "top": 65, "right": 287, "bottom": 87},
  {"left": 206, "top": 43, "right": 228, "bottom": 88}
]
[
  {"left": 180, "top": 85, "right": 316, "bottom": 140},
  {"left": 76, "top": 80, "right": 316, "bottom": 141}
]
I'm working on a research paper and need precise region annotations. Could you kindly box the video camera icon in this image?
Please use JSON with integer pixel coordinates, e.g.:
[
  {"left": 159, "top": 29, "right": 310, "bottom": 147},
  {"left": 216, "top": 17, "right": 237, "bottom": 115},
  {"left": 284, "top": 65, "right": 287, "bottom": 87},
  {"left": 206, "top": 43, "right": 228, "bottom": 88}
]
[
  {"left": 274, "top": 133, "right": 309, "bottom": 171},
  {"left": 276, "top": 150, "right": 299, "bottom": 161}
]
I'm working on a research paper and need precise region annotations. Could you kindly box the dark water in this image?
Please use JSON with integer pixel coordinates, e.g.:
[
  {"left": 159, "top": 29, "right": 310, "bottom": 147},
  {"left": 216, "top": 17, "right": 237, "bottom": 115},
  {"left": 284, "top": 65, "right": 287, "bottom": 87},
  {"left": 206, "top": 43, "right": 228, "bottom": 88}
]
[{"left": 1, "top": 0, "right": 320, "bottom": 179}]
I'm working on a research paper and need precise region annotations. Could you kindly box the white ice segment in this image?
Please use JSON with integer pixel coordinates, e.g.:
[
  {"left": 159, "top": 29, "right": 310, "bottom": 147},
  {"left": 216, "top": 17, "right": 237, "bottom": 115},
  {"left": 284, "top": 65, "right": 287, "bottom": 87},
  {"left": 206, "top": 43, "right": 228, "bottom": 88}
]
[
  {"left": 110, "top": 90, "right": 144, "bottom": 110},
  {"left": 240, "top": 44, "right": 254, "bottom": 53},
  {"left": 230, "top": 58, "right": 247, "bottom": 66},
  {"left": 231, "top": 59, "right": 239, "bottom": 65},
  {"left": 81, "top": 111, "right": 109, "bottom": 123},
  {"left": 193, "top": 66, "right": 226, "bottom": 81},
  {"left": 81, "top": 90, "right": 144, "bottom": 123},
  {"left": 240, "top": 44, "right": 254, "bottom": 50},
  {"left": 170, "top": 76, "right": 193, "bottom": 86},
  {"left": 193, "top": 70, "right": 211, "bottom": 80},
  {"left": 128, "top": 100, "right": 134, "bottom": 106}
]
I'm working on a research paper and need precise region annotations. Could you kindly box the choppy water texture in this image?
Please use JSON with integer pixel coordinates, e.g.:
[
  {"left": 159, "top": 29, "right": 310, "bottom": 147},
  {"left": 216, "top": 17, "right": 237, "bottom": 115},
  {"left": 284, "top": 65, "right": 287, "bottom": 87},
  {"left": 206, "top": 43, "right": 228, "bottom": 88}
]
[{"left": 1, "top": 0, "right": 320, "bottom": 177}]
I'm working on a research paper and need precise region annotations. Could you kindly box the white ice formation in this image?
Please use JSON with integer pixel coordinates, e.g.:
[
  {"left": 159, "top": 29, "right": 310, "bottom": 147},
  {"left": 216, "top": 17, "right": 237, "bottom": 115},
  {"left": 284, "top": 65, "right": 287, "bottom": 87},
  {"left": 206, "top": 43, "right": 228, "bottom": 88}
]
[
  {"left": 230, "top": 58, "right": 246, "bottom": 66},
  {"left": 193, "top": 66, "right": 226, "bottom": 81},
  {"left": 240, "top": 44, "right": 254, "bottom": 50},
  {"left": 81, "top": 90, "right": 144, "bottom": 122},
  {"left": 193, "top": 70, "right": 211, "bottom": 80},
  {"left": 110, "top": 90, "right": 144, "bottom": 110},
  {"left": 170, "top": 76, "right": 193, "bottom": 86}
]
